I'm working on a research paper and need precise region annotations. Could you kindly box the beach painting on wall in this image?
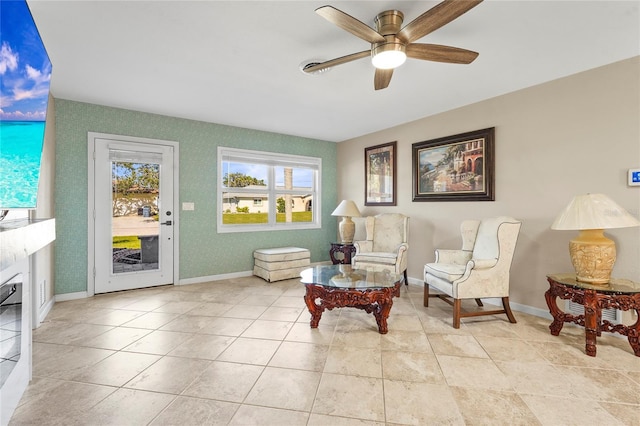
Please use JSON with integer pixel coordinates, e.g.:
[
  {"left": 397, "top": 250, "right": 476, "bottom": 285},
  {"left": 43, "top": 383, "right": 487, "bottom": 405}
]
[{"left": 0, "top": 0, "right": 52, "bottom": 209}]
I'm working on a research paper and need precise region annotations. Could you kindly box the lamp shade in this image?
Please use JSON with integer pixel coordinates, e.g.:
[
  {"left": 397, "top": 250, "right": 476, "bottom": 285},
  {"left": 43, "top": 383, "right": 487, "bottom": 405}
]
[
  {"left": 551, "top": 193, "right": 639, "bottom": 284},
  {"left": 551, "top": 193, "right": 640, "bottom": 230},
  {"left": 331, "top": 200, "right": 361, "bottom": 218}
]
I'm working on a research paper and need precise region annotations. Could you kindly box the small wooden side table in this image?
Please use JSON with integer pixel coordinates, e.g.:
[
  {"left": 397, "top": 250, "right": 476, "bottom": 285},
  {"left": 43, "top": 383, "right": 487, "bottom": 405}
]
[
  {"left": 329, "top": 243, "right": 356, "bottom": 264},
  {"left": 545, "top": 273, "right": 640, "bottom": 357}
]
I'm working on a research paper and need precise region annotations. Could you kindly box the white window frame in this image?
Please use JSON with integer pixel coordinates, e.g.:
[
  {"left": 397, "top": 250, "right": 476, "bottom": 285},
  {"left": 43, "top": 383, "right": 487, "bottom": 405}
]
[{"left": 217, "top": 147, "right": 321, "bottom": 233}]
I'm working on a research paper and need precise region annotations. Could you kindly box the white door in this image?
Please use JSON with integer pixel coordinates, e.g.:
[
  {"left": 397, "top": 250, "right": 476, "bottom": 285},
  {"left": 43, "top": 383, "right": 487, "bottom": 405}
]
[{"left": 92, "top": 138, "right": 175, "bottom": 293}]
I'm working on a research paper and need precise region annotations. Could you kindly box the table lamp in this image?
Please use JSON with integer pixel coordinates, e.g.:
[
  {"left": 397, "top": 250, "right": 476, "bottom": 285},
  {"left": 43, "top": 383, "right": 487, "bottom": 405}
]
[
  {"left": 551, "top": 193, "right": 640, "bottom": 284},
  {"left": 331, "top": 200, "right": 361, "bottom": 243}
]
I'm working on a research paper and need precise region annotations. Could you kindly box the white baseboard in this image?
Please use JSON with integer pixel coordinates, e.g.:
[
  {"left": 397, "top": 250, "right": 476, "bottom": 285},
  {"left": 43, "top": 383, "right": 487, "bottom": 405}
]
[
  {"left": 37, "top": 297, "right": 55, "bottom": 326},
  {"left": 178, "top": 270, "right": 253, "bottom": 285},
  {"left": 55, "top": 291, "right": 89, "bottom": 302},
  {"left": 406, "top": 276, "right": 422, "bottom": 286},
  {"left": 482, "top": 297, "right": 553, "bottom": 320}
]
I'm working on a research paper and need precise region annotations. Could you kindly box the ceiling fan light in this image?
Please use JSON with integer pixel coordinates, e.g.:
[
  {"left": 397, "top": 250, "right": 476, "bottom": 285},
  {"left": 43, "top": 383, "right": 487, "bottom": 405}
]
[{"left": 371, "top": 43, "right": 406, "bottom": 69}]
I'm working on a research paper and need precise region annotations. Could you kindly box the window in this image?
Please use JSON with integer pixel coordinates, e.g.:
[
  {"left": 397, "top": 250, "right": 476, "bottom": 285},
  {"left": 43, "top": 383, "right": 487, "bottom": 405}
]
[{"left": 218, "top": 147, "right": 321, "bottom": 233}]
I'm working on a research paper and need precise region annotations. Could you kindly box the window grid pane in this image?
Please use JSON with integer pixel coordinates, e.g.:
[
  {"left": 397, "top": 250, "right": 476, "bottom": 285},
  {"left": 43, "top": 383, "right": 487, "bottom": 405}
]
[{"left": 218, "top": 147, "right": 320, "bottom": 232}]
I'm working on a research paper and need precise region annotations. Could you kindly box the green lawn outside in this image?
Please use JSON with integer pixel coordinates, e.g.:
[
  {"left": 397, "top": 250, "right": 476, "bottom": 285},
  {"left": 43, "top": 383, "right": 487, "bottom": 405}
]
[
  {"left": 112, "top": 235, "right": 141, "bottom": 249},
  {"left": 222, "top": 211, "right": 312, "bottom": 224}
]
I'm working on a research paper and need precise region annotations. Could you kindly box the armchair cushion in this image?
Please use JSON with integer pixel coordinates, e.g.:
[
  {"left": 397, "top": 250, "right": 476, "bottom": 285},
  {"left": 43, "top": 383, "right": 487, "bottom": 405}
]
[
  {"left": 424, "top": 263, "right": 466, "bottom": 282},
  {"left": 355, "top": 251, "right": 401, "bottom": 266}
]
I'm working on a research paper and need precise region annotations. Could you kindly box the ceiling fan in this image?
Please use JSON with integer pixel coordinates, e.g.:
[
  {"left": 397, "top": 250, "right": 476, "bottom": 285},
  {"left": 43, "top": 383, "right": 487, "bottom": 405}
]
[{"left": 303, "top": 0, "right": 483, "bottom": 90}]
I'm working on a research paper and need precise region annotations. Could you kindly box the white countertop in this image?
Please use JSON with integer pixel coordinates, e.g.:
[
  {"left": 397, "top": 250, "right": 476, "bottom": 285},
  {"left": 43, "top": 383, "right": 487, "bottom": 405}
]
[{"left": 0, "top": 218, "right": 56, "bottom": 272}]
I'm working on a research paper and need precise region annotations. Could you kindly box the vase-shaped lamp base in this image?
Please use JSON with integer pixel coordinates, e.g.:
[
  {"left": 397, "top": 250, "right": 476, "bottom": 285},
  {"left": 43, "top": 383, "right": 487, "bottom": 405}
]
[
  {"left": 339, "top": 216, "right": 355, "bottom": 244},
  {"left": 569, "top": 229, "right": 616, "bottom": 284}
]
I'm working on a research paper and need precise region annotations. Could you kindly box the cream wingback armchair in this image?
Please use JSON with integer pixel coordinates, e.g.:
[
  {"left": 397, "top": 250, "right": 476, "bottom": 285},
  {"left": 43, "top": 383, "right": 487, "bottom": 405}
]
[
  {"left": 424, "top": 216, "right": 522, "bottom": 328},
  {"left": 353, "top": 213, "right": 409, "bottom": 284}
]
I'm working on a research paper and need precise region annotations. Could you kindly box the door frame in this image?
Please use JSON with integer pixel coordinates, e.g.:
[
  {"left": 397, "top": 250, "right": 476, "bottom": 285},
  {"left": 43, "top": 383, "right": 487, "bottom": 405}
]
[{"left": 87, "top": 132, "right": 180, "bottom": 297}]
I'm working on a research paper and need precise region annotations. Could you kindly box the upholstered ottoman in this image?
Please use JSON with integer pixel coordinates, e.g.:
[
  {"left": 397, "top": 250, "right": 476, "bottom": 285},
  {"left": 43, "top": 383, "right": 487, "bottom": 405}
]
[{"left": 253, "top": 247, "right": 310, "bottom": 282}]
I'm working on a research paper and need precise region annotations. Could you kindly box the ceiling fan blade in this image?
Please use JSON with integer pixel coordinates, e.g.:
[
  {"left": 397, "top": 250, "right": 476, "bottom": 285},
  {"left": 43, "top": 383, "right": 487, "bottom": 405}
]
[
  {"left": 374, "top": 68, "right": 393, "bottom": 90},
  {"left": 397, "top": 0, "right": 483, "bottom": 44},
  {"left": 316, "top": 6, "right": 385, "bottom": 43},
  {"left": 302, "top": 50, "right": 371, "bottom": 74},
  {"left": 406, "top": 43, "right": 479, "bottom": 64}
]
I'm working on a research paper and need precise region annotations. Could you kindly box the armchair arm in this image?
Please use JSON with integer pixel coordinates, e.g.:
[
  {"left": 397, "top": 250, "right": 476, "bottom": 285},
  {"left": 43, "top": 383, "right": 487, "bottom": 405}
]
[
  {"left": 396, "top": 243, "right": 408, "bottom": 255},
  {"left": 435, "top": 249, "right": 472, "bottom": 265},
  {"left": 396, "top": 243, "right": 409, "bottom": 274},
  {"left": 455, "top": 258, "right": 498, "bottom": 282},
  {"left": 469, "top": 258, "right": 498, "bottom": 269},
  {"left": 353, "top": 240, "right": 373, "bottom": 254}
]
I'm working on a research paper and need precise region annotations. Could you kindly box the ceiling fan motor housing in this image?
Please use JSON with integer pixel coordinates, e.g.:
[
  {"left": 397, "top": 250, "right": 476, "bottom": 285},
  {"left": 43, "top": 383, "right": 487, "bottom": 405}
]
[
  {"left": 374, "top": 10, "right": 404, "bottom": 35},
  {"left": 372, "top": 10, "right": 406, "bottom": 69}
]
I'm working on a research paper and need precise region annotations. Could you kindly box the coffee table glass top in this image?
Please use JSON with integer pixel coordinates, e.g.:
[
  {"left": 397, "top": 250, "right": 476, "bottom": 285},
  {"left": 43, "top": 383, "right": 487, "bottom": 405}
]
[
  {"left": 548, "top": 273, "right": 640, "bottom": 294},
  {"left": 300, "top": 265, "right": 402, "bottom": 289}
]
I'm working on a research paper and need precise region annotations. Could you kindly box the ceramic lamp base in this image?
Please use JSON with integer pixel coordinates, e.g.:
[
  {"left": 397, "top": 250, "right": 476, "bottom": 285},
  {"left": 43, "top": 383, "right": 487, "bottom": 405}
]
[
  {"left": 569, "top": 229, "right": 616, "bottom": 284},
  {"left": 339, "top": 217, "right": 355, "bottom": 243}
]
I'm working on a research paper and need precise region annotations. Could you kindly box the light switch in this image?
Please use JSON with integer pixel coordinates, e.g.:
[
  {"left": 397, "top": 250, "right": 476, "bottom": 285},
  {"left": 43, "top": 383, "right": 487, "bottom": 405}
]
[{"left": 182, "top": 202, "right": 195, "bottom": 211}]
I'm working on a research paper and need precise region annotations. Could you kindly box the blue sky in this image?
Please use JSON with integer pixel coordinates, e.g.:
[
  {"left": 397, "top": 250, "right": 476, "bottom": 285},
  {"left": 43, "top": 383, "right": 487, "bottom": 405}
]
[
  {"left": 0, "top": 0, "right": 51, "bottom": 121},
  {"left": 419, "top": 146, "right": 446, "bottom": 167},
  {"left": 226, "top": 162, "right": 313, "bottom": 188}
]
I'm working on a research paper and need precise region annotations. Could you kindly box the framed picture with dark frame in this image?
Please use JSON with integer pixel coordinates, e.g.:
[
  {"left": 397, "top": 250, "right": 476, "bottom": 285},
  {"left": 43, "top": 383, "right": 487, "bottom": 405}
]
[
  {"left": 365, "top": 141, "right": 397, "bottom": 206},
  {"left": 412, "top": 127, "right": 495, "bottom": 202}
]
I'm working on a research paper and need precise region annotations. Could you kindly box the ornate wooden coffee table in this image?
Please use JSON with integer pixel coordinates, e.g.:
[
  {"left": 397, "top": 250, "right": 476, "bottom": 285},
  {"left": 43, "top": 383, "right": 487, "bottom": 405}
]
[{"left": 300, "top": 265, "right": 403, "bottom": 334}]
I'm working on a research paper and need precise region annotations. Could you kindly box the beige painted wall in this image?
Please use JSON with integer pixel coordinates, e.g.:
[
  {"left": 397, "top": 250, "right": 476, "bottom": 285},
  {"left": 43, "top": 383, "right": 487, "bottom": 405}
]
[
  {"left": 32, "top": 94, "right": 56, "bottom": 319},
  {"left": 337, "top": 56, "right": 640, "bottom": 314}
]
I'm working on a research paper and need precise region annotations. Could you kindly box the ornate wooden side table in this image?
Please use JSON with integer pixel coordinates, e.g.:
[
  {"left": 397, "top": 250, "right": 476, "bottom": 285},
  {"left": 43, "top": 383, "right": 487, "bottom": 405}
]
[
  {"left": 300, "top": 265, "right": 403, "bottom": 334},
  {"left": 329, "top": 242, "right": 356, "bottom": 264},
  {"left": 545, "top": 273, "right": 640, "bottom": 357}
]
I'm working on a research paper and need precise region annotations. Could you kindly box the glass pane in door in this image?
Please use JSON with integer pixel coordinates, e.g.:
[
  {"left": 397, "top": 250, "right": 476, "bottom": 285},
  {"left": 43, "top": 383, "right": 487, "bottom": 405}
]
[{"left": 111, "top": 160, "right": 160, "bottom": 274}]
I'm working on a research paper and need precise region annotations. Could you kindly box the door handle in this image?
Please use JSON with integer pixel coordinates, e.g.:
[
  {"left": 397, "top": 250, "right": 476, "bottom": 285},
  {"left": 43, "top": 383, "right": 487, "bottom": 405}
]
[{"left": 160, "top": 220, "right": 172, "bottom": 226}]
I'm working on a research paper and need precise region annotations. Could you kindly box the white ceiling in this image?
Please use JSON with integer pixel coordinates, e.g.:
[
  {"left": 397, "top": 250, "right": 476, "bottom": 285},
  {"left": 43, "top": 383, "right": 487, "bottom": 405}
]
[{"left": 28, "top": 1, "right": 639, "bottom": 142}]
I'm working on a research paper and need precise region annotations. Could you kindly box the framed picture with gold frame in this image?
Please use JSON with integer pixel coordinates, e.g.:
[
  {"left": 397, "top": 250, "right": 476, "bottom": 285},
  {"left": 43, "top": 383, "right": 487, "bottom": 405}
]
[
  {"left": 365, "top": 141, "right": 396, "bottom": 206},
  {"left": 412, "top": 128, "right": 494, "bottom": 202}
]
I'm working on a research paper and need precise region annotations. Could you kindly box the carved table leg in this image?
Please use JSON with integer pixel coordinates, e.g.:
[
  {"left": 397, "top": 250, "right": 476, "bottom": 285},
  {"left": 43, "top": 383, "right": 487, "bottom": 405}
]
[
  {"left": 373, "top": 299, "right": 393, "bottom": 334},
  {"left": 628, "top": 308, "right": 640, "bottom": 356},
  {"left": 583, "top": 290, "right": 598, "bottom": 357},
  {"left": 304, "top": 285, "right": 324, "bottom": 328},
  {"left": 544, "top": 286, "right": 565, "bottom": 336}
]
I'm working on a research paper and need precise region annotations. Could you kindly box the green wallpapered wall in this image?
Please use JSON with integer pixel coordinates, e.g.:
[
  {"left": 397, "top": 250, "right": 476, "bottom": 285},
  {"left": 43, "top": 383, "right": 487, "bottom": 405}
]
[{"left": 54, "top": 99, "right": 338, "bottom": 295}]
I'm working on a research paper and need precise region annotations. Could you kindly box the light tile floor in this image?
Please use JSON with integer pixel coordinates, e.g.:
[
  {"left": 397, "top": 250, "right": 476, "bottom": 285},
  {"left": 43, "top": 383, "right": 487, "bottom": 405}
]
[{"left": 9, "top": 276, "right": 640, "bottom": 425}]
